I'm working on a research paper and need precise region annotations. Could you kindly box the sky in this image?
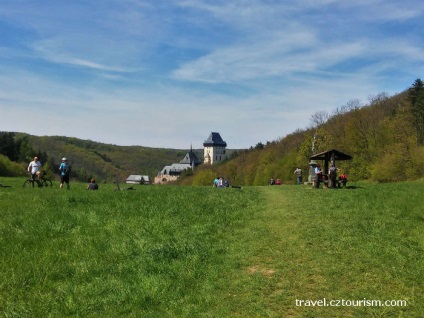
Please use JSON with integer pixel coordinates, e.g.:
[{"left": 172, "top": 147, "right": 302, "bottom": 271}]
[{"left": 1, "top": 0, "right": 424, "bottom": 149}]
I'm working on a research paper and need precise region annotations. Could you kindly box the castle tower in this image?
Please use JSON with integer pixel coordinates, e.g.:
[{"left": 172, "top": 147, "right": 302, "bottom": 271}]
[{"left": 203, "top": 132, "right": 227, "bottom": 164}]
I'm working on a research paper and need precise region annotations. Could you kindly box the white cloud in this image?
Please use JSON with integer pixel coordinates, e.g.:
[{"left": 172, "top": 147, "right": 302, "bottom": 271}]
[{"left": 1, "top": 0, "right": 423, "bottom": 149}]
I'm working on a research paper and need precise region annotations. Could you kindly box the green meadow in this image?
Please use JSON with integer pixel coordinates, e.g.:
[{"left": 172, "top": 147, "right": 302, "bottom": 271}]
[{"left": 0, "top": 178, "right": 423, "bottom": 317}]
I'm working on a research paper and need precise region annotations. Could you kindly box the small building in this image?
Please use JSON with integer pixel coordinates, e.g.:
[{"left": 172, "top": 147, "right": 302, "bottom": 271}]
[{"left": 126, "top": 175, "right": 150, "bottom": 185}]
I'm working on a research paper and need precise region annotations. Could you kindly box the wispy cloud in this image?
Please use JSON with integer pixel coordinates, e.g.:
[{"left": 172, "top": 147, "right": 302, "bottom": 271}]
[{"left": 0, "top": 0, "right": 423, "bottom": 148}]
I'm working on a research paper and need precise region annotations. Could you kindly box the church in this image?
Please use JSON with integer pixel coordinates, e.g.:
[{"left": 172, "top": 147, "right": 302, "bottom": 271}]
[{"left": 154, "top": 132, "right": 227, "bottom": 184}]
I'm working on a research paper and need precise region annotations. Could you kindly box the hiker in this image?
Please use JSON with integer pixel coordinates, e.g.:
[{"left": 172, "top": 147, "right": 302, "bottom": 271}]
[
  {"left": 59, "top": 157, "right": 71, "bottom": 189},
  {"left": 294, "top": 167, "right": 302, "bottom": 184}
]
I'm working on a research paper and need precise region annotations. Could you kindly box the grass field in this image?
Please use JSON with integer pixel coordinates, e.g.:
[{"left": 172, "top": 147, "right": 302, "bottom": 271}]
[{"left": 0, "top": 177, "right": 423, "bottom": 317}]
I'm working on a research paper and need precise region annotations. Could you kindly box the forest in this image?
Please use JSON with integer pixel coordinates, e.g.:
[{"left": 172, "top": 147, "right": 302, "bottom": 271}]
[
  {"left": 179, "top": 79, "right": 424, "bottom": 186},
  {"left": 1, "top": 79, "right": 424, "bottom": 185}
]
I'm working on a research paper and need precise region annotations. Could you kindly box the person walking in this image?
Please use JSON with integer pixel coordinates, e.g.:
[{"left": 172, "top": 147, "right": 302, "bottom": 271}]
[
  {"left": 27, "top": 156, "right": 42, "bottom": 183},
  {"left": 294, "top": 167, "right": 302, "bottom": 185},
  {"left": 59, "top": 157, "right": 71, "bottom": 189}
]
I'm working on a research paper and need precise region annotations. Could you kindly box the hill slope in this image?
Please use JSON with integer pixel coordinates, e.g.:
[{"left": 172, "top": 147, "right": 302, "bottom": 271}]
[
  {"left": 180, "top": 88, "right": 424, "bottom": 186},
  {"left": 20, "top": 134, "right": 199, "bottom": 182}
]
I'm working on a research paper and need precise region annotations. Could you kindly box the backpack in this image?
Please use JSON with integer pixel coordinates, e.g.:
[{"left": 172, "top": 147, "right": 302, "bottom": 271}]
[{"left": 61, "top": 163, "right": 71, "bottom": 175}]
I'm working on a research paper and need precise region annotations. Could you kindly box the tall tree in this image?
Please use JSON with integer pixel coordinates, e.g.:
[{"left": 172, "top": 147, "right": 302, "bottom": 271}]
[
  {"left": 0, "top": 132, "right": 18, "bottom": 161},
  {"left": 408, "top": 79, "right": 424, "bottom": 145},
  {"left": 17, "top": 136, "right": 36, "bottom": 163}
]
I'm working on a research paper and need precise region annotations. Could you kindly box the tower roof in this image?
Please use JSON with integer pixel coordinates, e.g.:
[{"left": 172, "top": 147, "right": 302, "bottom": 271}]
[
  {"left": 179, "top": 148, "right": 202, "bottom": 165},
  {"left": 203, "top": 132, "right": 227, "bottom": 147}
]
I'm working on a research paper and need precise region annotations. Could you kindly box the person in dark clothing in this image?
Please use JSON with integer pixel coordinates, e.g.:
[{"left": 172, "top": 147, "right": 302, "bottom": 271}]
[
  {"left": 87, "top": 178, "right": 99, "bottom": 190},
  {"left": 329, "top": 164, "right": 338, "bottom": 188}
]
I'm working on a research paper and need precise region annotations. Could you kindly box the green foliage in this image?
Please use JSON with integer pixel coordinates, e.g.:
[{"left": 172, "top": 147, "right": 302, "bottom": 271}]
[
  {"left": 12, "top": 134, "right": 191, "bottom": 182},
  {"left": 0, "top": 154, "right": 26, "bottom": 177},
  {"left": 408, "top": 78, "right": 424, "bottom": 144},
  {"left": 0, "top": 132, "right": 18, "bottom": 161},
  {"left": 371, "top": 144, "right": 424, "bottom": 182},
  {"left": 18, "top": 135, "right": 37, "bottom": 163},
  {"left": 191, "top": 167, "right": 215, "bottom": 186}
]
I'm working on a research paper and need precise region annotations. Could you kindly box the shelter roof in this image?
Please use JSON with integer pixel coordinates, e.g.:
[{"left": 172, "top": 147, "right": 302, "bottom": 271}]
[{"left": 310, "top": 149, "right": 352, "bottom": 161}]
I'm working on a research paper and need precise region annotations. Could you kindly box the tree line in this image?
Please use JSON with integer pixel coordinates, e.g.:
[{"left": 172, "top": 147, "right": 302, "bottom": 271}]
[{"left": 179, "top": 79, "right": 424, "bottom": 185}]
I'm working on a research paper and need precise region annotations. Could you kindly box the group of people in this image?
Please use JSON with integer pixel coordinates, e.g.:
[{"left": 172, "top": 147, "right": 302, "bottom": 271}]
[
  {"left": 314, "top": 163, "right": 348, "bottom": 189},
  {"left": 27, "top": 156, "right": 98, "bottom": 190},
  {"left": 268, "top": 177, "right": 282, "bottom": 185},
  {"left": 268, "top": 164, "right": 347, "bottom": 188},
  {"left": 269, "top": 167, "right": 303, "bottom": 186},
  {"left": 213, "top": 177, "right": 229, "bottom": 188}
]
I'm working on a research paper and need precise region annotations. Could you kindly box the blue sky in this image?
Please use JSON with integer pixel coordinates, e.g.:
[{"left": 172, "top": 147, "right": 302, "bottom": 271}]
[{"left": 1, "top": 0, "right": 424, "bottom": 149}]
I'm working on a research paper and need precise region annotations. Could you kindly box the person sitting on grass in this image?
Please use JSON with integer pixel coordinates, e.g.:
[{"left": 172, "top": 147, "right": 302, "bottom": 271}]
[
  {"left": 87, "top": 178, "right": 99, "bottom": 190},
  {"left": 338, "top": 173, "right": 348, "bottom": 188}
]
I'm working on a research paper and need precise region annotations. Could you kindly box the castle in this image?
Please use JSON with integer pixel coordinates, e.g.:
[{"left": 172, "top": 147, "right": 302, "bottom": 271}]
[
  {"left": 154, "top": 132, "right": 227, "bottom": 184},
  {"left": 203, "top": 132, "right": 227, "bottom": 165}
]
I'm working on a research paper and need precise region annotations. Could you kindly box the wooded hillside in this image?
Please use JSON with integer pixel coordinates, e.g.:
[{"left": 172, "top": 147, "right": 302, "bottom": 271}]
[
  {"left": 0, "top": 134, "right": 195, "bottom": 182},
  {"left": 180, "top": 80, "right": 424, "bottom": 186}
]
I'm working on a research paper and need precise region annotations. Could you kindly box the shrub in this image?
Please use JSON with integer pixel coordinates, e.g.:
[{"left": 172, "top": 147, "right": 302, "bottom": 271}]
[{"left": 0, "top": 154, "right": 26, "bottom": 177}]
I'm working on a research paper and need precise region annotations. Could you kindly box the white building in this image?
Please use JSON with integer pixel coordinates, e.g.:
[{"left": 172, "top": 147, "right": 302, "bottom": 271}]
[
  {"left": 126, "top": 175, "right": 150, "bottom": 185},
  {"left": 154, "top": 147, "right": 202, "bottom": 184},
  {"left": 203, "top": 132, "right": 227, "bottom": 164}
]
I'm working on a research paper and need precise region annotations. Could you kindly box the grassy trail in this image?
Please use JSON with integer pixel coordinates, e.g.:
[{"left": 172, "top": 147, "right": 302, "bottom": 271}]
[
  {"left": 225, "top": 184, "right": 423, "bottom": 317},
  {"left": 0, "top": 179, "right": 422, "bottom": 317}
]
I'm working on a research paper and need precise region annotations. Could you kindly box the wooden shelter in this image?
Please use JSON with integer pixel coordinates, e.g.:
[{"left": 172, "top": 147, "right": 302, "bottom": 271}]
[{"left": 309, "top": 149, "right": 352, "bottom": 175}]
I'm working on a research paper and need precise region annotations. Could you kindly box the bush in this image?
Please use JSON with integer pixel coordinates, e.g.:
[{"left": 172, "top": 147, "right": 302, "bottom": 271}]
[
  {"left": 371, "top": 145, "right": 424, "bottom": 182},
  {"left": 0, "top": 154, "right": 26, "bottom": 177},
  {"left": 192, "top": 169, "right": 215, "bottom": 186}
]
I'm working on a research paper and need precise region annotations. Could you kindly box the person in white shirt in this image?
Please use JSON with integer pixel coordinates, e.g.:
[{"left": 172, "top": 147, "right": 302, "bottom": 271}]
[{"left": 27, "top": 156, "right": 42, "bottom": 181}]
